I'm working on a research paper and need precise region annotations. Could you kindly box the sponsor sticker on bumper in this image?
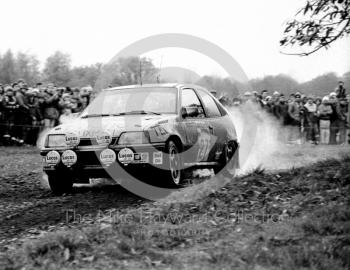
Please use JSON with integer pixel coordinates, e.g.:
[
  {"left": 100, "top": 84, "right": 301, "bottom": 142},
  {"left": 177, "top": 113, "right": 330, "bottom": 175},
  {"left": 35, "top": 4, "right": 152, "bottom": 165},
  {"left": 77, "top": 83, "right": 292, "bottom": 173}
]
[
  {"left": 45, "top": 150, "right": 60, "bottom": 166},
  {"left": 61, "top": 150, "right": 77, "bottom": 167},
  {"left": 100, "top": 149, "right": 116, "bottom": 166},
  {"left": 132, "top": 152, "right": 149, "bottom": 164},
  {"left": 118, "top": 148, "right": 134, "bottom": 165},
  {"left": 153, "top": 151, "right": 163, "bottom": 165}
]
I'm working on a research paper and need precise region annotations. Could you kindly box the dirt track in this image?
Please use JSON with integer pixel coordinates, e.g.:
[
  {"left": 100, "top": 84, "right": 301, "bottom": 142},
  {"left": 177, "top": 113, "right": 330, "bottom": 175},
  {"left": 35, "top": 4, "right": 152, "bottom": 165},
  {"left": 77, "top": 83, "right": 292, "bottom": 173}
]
[
  {"left": 0, "top": 147, "right": 145, "bottom": 249},
  {"left": 1, "top": 145, "right": 350, "bottom": 252}
]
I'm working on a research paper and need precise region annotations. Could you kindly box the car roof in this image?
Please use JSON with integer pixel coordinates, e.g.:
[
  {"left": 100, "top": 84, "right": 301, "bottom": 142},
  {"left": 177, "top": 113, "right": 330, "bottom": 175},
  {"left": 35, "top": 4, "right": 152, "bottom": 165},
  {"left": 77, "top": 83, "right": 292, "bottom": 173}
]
[{"left": 103, "top": 83, "right": 210, "bottom": 93}]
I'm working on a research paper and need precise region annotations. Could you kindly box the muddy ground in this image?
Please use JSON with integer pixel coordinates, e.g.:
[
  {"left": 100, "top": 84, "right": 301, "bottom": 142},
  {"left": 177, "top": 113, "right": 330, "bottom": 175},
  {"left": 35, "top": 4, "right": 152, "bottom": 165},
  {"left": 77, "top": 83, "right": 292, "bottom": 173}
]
[
  {"left": 1, "top": 145, "right": 350, "bottom": 269},
  {"left": 0, "top": 147, "right": 145, "bottom": 249},
  {"left": 0, "top": 145, "right": 350, "bottom": 269}
]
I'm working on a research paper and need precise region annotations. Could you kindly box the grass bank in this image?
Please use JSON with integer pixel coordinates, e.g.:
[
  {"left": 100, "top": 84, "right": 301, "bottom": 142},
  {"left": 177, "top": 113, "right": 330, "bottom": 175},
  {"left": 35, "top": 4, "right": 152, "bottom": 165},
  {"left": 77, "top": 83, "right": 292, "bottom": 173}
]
[{"left": 1, "top": 156, "right": 350, "bottom": 270}]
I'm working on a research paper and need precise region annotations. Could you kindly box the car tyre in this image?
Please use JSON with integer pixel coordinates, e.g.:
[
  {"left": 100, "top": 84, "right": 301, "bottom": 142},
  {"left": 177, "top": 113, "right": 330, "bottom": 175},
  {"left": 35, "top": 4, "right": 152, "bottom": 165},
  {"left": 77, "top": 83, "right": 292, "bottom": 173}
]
[
  {"left": 47, "top": 172, "right": 73, "bottom": 195},
  {"left": 163, "top": 140, "right": 183, "bottom": 187},
  {"left": 214, "top": 142, "right": 238, "bottom": 177}
]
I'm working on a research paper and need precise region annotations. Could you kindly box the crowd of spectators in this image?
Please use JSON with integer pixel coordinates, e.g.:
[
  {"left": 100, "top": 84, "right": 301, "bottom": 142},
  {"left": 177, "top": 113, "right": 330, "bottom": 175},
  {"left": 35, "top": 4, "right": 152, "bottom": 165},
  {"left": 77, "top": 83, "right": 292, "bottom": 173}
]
[
  {"left": 0, "top": 79, "right": 92, "bottom": 146},
  {"left": 222, "top": 81, "right": 350, "bottom": 145},
  {"left": 1, "top": 79, "right": 349, "bottom": 147}
]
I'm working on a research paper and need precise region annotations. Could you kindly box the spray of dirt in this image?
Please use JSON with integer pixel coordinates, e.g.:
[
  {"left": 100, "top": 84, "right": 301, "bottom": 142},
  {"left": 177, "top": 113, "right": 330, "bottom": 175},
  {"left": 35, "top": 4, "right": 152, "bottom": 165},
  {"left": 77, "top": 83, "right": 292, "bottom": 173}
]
[
  {"left": 229, "top": 102, "right": 288, "bottom": 173},
  {"left": 160, "top": 102, "right": 350, "bottom": 205}
]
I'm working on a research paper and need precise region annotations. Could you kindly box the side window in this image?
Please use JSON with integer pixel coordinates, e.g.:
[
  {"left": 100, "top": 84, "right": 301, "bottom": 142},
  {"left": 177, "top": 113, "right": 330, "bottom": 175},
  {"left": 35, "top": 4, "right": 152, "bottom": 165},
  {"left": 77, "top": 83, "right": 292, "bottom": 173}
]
[
  {"left": 197, "top": 89, "right": 222, "bottom": 117},
  {"left": 181, "top": 89, "right": 205, "bottom": 118}
]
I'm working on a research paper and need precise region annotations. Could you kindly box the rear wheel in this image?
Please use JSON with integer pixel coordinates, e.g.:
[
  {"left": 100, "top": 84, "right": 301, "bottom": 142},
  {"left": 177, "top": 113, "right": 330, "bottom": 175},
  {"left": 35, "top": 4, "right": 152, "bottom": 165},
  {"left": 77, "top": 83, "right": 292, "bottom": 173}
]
[
  {"left": 214, "top": 142, "right": 238, "bottom": 177},
  {"left": 47, "top": 172, "right": 73, "bottom": 195}
]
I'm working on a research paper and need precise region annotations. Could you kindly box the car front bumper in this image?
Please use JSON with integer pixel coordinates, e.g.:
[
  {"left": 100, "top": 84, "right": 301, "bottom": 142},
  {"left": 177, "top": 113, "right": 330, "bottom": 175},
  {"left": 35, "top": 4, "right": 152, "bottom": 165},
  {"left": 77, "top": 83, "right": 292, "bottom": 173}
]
[{"left": 40, "top": 143, "right": 166, "bottom": 178}]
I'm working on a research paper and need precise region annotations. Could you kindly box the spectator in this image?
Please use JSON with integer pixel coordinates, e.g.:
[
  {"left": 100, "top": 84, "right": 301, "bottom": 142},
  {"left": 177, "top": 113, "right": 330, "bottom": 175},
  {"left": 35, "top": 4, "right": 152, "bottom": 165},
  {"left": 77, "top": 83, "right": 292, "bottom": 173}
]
[
  {"left": 42, "top": 85, "right": 60, "bottom": 128},
  {"left": 328, "top": 93, "right": 344, "bottom": 144},
  {"left": 338, "top": 98, "right": 348, "bottom": 145},
  {"left": 14, "top": 82, "right": 30, "bottom": 144},
  {"left": 2, "top": 87, "right": 18, "bottom": 144},
  {"left": 70, "top": 98, "right": 81, "bottom": 113},
  {"left": 0, "top": 85, "right": 5, "bottom": 143},
  {"left": 303, "top": 97, "right": 319, "bottom": 144},
  {"left": 317, "top": 96, "right": 333, "bottom": 144},
  {"left": 80, "top": 94, "right": 90, "bottom": 111},
  {"left": 287, "top": 93, "right": 302, "bottom": 144},
  {"left": 258, "top": 90, "right": 268, "bottom": 108},
  {"left": 59, "top": 107, "right": 72, "bottom": 124},
  {"left": 335, "top": 81, "right": 346, "bottom": 99},
  {"left": 26, "top": 89, "right": 42, "bottom": 145},
  {"left": 275, "top": 94, "right": 289, "bottom": 125},
  {"left": 271, "top": 92, "right": 282, "bottom": 119}
]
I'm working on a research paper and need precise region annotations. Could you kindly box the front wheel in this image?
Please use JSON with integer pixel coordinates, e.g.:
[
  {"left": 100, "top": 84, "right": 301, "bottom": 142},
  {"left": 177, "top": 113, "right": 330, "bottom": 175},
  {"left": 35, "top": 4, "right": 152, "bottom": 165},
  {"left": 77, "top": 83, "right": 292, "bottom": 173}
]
[
  {"left": 47, "top": 172, "right": 73, "bottom": 195},
  {"left": 162, "top": 140, "right": 183, "bottom": 187}
]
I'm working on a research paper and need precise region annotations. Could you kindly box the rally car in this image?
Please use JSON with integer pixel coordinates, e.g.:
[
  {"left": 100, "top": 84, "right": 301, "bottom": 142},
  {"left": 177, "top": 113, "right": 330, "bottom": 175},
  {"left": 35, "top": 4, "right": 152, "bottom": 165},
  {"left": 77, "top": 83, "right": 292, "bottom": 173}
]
[{"left": 40, "top": 84, "right": 239, "bottom": 194}]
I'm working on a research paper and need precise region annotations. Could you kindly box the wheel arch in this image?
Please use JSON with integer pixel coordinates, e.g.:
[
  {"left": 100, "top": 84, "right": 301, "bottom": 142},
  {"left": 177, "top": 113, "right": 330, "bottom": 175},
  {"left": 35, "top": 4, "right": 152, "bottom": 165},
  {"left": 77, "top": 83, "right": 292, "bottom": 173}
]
[{"left": 166, "top": 135, "right": 184, "bottom": 152}]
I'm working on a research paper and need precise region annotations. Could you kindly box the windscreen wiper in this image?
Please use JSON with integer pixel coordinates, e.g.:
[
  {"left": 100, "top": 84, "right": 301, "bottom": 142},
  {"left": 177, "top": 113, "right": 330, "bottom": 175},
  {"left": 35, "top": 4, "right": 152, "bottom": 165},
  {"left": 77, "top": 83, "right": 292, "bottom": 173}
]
[
  {"left": 120, "top": 110, "right": 161, "bottom": 115},
  {"left": 81, "top": 113, "right": 123, "bottom": 118}
]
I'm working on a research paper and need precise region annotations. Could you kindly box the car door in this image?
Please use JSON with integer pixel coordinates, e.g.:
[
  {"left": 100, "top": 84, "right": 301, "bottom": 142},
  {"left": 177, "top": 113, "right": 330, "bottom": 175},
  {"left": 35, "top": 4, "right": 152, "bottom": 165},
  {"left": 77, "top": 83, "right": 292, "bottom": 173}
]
[
  {"left": 196, "top": 88, "right": 227, "bottom": 162},
  {"left": 180, "top": 88, "right": 211, "bottom": 164}
]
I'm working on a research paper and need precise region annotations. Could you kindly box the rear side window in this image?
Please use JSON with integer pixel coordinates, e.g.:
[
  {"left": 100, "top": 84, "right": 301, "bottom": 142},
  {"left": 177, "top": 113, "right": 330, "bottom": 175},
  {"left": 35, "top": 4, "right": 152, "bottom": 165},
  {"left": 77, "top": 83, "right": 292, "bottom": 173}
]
[{"left": 197, "top": 89, "right": 222, "bottom": 117}]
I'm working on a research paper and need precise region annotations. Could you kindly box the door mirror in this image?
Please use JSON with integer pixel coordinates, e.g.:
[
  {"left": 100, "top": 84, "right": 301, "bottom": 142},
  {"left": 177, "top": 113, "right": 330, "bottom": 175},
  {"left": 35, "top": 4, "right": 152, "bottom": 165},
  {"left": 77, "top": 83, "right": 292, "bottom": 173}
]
[{"left": 181, "top": 106, "right": 199, "bottom": 118}]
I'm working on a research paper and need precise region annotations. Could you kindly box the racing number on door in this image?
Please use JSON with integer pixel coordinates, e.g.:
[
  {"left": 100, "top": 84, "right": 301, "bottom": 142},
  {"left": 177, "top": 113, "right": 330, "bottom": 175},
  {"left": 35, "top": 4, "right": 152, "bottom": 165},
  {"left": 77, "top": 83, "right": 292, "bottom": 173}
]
[{"left": 197, "top": 131, "right": 211, "bottom": 161}]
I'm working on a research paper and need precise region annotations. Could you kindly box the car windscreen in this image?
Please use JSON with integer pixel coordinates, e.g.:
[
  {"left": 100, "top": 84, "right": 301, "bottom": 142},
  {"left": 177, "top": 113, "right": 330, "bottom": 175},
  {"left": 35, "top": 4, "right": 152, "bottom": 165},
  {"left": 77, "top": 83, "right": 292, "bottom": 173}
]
[{"left": 81, "top": 87, "right": 178, "bottom": 117}]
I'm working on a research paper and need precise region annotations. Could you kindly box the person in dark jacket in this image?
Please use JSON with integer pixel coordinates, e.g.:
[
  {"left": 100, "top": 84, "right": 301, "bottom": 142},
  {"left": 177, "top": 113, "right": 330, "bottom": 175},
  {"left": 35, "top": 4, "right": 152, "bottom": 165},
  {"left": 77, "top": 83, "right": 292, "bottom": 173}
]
[
  {"left": 329, "top": 93, "right": 345, "bottom": 144},
  {"left": 287, "top": 93, "right": 302, "bottom": 144},
  {"left": 335, "top": 81, "right": 346, "bottom": 99},
  {"left": 14, "top": 83, "right": 30, "bottom": 144},
  {"left": 42, "top": 85, "right": 61, "bottom": 128},
  {"left": 303, "top": 97, "right": 319, "bottom": 144},
  {"left": 2, "top": 87, "right": 19, "bottom": 144},
  {"left": 338, "top": 98, "right": 348, "bottom": 145},
  {"left": 0, "top": 85, "right": 4, "bottom": 143},
  {"left": 26, "top": 89, "right": 43, "bottom": 145}
]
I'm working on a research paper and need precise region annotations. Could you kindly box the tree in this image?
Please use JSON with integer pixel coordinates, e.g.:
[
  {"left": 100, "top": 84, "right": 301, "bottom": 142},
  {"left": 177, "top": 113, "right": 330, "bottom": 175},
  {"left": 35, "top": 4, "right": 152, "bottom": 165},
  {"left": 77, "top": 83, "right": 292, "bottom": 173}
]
[
  {"left": 249, "top": 74, "right": 299, "bottom": 95},
  {"left": 196, "top": 75, "right": 240, "bottom": 97},
  {"left": 15, "top": 52, "right": 41, "bottom": 85},
  {"left": 281, "top": 0, "right": 350, "bottom": 56},
  {"left": 111, "top": 57, "right": 157, "bottom": 86},
  {"left": 43, "top": 51, "right": 72, "bottom": 85},
  {"left": 94, "top": 56, "right": 158, "bottom": 90},
  {"left": 0, "top": 50, "right": 17, "bottom": 84},
  {"left": 69, "top": 63, "right": 102, "bottom": 87},
  {"left": 301, "top": 72, "right": 340, "bottom": 96}
]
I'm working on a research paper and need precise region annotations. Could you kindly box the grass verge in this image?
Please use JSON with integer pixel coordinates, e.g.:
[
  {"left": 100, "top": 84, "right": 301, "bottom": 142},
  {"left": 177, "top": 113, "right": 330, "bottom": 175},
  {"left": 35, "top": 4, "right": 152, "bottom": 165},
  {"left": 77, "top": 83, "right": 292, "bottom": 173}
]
[{"left": 1, "top": 156, "right": 350, "bottom": 269}]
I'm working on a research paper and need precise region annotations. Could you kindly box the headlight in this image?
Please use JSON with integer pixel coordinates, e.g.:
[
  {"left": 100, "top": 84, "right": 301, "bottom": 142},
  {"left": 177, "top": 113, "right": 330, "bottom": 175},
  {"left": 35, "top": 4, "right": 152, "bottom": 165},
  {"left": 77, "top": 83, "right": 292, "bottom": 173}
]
[
  {"left": 118, "top": 132, "right": 149, "bottom": 145},
  {"left": 47, "top": 134, "right": 67, "bottom": 148}
]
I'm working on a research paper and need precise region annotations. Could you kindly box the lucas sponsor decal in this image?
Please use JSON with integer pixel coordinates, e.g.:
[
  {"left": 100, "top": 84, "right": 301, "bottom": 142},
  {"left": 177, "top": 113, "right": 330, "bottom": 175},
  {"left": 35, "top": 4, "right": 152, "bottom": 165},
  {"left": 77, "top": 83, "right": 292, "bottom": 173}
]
[
  {"left": 95, "top": 131, "right": 112, "bottom": 146},
  {"left": 118, "top": 148, "right": 134, "bottom": 165},
  {"left": 65, "top": 133, "right": 80, "bottom": 147},
  {"left": 45, "top": 151, "right": 60, "bottom": 166},
  {"left": 61, "top": 150, "right": 77, "bottom": 167},
  {"left": 100, "top": 149, "right": 116, "bottom": 166}
]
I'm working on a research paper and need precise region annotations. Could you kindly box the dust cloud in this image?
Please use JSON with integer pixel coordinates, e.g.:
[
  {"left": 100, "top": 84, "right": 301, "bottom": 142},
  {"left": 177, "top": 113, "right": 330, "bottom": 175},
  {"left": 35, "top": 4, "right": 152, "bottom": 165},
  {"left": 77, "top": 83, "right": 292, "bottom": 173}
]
[
  {"left": 160, "top": 102, "right": 350, "bottom": 205},
  {"left": 229, "top": 102, "right": 349, "bottom": 172},
  {"left": 228, "top": 102, "right": 288, "bottom": 173}
]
